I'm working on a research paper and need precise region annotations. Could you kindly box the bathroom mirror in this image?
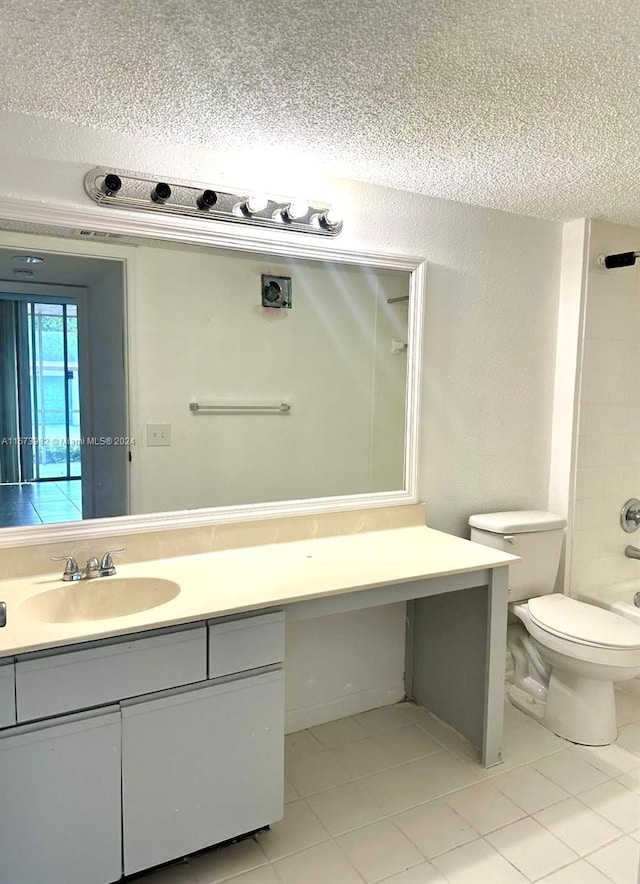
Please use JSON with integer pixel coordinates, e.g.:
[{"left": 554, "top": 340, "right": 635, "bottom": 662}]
[{"left": 0, "top": 202, "right": 424, "bottom": 545}]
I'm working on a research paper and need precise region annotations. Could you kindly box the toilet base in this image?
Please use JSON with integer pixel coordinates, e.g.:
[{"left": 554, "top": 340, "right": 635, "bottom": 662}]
[
  {"left": 508, "top": 683, "right": 544, "bottom": 723},
  {"left": 544, "top": 669, "right": 617, "bottom": 745},
  {"left": 509, "top": 671, "right": 617, "bottom": 746}
]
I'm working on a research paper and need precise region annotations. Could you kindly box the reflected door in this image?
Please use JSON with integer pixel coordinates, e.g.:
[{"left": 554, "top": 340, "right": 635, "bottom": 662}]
[{"left": 25, "top": 302, "right": 80, "bottom": 482}]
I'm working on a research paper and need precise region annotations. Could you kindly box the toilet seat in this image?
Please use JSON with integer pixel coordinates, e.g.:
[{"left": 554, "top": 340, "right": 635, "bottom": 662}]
[
  {"left": 511, "top": 598, "right": 640, "bottom": 669},
  {"left": 528, "top": 595, "right": 640, "bottom": 650}
]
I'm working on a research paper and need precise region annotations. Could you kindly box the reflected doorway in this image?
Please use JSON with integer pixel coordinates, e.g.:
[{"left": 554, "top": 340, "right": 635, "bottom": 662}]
[
  {"left": 0, "top": 295, "right": 83, "bottom": 525},
  {"left": 0, "top": 247, "right": 128, "bottom": 528}
]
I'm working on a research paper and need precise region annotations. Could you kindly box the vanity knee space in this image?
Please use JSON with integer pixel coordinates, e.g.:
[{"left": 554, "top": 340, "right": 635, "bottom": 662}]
[{"left": 0, "top": 609, "right": 286, "bottom": 884}]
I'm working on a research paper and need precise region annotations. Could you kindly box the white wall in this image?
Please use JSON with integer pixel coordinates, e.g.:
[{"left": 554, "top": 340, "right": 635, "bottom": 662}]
[
  {"left": 570, "top": 219, "right": 640, "bottom": 594},
  {"left": 0, "top": 112, "right": 563, "bottom": 726},
  {"left": 130, "top": 244, "right": 407, "bottom": 512}
]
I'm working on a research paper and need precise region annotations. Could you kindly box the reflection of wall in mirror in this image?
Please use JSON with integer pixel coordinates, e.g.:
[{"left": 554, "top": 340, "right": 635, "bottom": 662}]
[{"left": 132, "top": 245, "right": 409, "bottom": 513}]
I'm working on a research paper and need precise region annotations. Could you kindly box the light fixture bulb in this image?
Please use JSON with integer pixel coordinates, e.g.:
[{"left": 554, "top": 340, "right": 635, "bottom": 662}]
[
  {"left": 324, "top": 207, "right": 342, "bottom": 226},
  {"left": 284, "top": 200, "right": 309, "bottom": 221},
  {"left": 318, "top": 206, "right": 343, "bottom": 231},
  {"left": 245, "top": 193, "right": 269, "bottom": 214}
]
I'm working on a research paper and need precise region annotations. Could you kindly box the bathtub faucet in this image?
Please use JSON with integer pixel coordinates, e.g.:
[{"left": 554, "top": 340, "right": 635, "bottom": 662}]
[{"left": 625, "top": 545, "right": 640, "bottom": 560}]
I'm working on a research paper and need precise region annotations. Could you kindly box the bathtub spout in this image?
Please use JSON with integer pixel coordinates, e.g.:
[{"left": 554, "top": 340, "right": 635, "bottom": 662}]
[{"left": 625, "top": 545, "right": 640, "bottom": 559}]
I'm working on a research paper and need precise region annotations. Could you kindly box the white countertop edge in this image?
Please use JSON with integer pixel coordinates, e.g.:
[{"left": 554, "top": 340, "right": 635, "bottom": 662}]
[{"left": 0, "top": 526, "right": 517, "bottom": 658}]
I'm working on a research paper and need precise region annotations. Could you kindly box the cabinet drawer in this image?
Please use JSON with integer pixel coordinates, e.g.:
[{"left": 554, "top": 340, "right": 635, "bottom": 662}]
[
  {"left": 16, "top": 623, "right": 207, "bottom": 722},
  {"left": 208, "top": 611, "right": 285, "bottom": 678},
  {"left": 0, "top": 658, "right": 16, "bottom": 729}
]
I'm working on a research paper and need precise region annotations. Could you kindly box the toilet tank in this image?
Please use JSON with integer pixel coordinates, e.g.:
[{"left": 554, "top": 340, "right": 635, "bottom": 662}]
[{"left": 468, "top": 511, "right": 566, "bottom": 603}]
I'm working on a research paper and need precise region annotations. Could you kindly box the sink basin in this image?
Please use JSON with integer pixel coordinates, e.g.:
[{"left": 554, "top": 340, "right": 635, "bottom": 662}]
[{"left": 20, "top": 577, "right": 181, "bottom": 623}]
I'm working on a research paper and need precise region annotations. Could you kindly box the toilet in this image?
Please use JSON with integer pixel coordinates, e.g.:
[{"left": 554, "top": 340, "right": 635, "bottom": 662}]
[{"left": 469, "top": 510, "right": 640, "bottom": 746}]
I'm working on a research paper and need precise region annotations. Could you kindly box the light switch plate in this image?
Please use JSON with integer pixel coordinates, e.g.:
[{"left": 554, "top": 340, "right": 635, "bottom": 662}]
[{"left": 146, "top": 424, "right": 171, "bottom": 446}]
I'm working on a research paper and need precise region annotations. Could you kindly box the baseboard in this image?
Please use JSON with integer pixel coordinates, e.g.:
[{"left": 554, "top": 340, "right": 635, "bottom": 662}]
[{"left": 285, "top": 684, "right": 405, "bottom": 734}]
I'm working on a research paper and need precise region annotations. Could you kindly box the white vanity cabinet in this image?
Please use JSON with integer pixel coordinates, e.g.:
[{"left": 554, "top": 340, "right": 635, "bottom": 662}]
[
  {"left": 0, "top": 657, "right": 16, "bottom": 728},
  {"left": 121, "top": 668, "right": 285, "bottom": 875},
  {"left": 0, "top": 610, "right": 286, "bottom": 884},
  {"left": 0, "top": 706, "right": 122, "bottom": 884}
]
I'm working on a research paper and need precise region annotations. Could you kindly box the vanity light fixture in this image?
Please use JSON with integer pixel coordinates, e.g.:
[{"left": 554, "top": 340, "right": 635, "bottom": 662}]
[
  {"left": 240, "top": 193, "right": 269, "bottom": 215},
  {"left": 151, "top": 182, "right": 172, "bottom": 204},
  {"left": 13, "top": 255, "right": 44, "bottom": 264},
  {"left": 197, "top": 189, "right": 218, "bottom": 210},
  {"left": 598, "top": 251, "right": 640, "bottom": 269},
  {"left": 279, "top": 200, "right": 309, "bottom": 222},
  {"left": 84, "top": 168, "right": 344, "bottom": 237},
  {"left": 316, "top": 207, "right": 343, "bottom": 232},
  {"left": 101, "top": 174, "right": 122, "bottom": 197}
]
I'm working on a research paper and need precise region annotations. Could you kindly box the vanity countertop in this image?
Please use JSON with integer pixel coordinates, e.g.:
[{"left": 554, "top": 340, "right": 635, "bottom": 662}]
[{"left": 0, "top": 525, "right": 517, "bottom": 657}]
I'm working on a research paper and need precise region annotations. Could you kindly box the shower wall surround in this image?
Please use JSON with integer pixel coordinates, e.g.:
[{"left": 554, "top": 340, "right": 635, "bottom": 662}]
[{"left": 571, "top": 220, "right": 640, "bottom": 594}]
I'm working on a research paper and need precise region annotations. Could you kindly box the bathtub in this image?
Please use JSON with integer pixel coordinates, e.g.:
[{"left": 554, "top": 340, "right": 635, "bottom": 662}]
[{"left": 578, "top": 581, "right": 640, "bottom": 625}]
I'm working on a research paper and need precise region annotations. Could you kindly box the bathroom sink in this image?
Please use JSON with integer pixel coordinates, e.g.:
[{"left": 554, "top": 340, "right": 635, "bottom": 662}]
[{"left": 20, "top": 577, "right": 180, "bottom": 623}]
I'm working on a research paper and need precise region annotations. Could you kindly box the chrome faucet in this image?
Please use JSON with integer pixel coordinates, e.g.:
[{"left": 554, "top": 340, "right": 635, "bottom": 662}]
[
  {"left": 51, "top": 549, "right": 125, "bottom": 581},
  {"left": 625, "top": 545, "right": 640, "bottom": 560}
]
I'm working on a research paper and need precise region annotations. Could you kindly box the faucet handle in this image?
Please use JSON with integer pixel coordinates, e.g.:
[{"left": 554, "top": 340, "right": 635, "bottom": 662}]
[
  {"left": 50, "top": 555, "right": 81, "bottom": 581},
  {"left": 100, "top": 548, "right": 126, "bottom": 576}
]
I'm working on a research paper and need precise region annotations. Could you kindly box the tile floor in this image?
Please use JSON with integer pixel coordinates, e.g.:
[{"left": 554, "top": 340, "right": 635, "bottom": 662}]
[
  {"left": 0, "top": 479, "right": 82, "bottom": 526},
  {"left": 129, "top": 687, "right": 640, "bottom": 884}
]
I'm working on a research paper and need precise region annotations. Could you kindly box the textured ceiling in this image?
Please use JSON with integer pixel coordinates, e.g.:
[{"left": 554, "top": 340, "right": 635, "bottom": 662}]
[{"left": 1, "top": 0, "right": 640, "bottom": 223}]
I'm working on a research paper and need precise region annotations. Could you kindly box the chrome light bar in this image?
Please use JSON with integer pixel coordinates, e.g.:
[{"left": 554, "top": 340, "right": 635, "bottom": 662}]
[{"left": 84, "top": 168, "right": 343, "bottom": 237}]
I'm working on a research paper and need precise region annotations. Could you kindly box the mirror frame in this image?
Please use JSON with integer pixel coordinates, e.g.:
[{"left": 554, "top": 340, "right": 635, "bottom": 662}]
[{"left": 0, "top": 195, "right": 426, "bottom": 548}]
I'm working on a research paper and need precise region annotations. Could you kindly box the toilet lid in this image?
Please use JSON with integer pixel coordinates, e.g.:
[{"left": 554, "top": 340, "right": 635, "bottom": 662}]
[{"left": 528, "top": 595, "right": 640, "bottom": 649}]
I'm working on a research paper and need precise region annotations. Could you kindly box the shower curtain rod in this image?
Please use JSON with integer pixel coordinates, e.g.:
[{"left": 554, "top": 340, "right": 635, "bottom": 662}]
[{"left": 597, "top": 251, "right": 640, "bottom": 269}]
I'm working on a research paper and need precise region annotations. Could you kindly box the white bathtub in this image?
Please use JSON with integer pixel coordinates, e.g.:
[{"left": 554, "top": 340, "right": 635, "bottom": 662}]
[{"left": 578, "top": 580, "right": 640, "bottom": 625}]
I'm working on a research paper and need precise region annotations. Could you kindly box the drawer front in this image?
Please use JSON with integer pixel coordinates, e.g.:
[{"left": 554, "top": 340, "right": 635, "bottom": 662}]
[
  {"left": 16, "top": 623, "right": 207, "bottom": 722},
  {"left": 208, "top": 611, "right": 285, "bottom": 678},
  {"left": 0, "top": 658, "right": 16, "bottom": 729}
]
